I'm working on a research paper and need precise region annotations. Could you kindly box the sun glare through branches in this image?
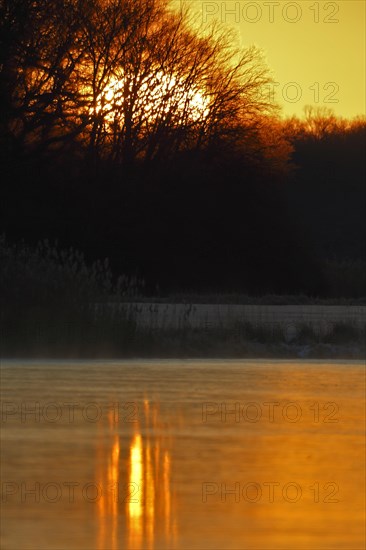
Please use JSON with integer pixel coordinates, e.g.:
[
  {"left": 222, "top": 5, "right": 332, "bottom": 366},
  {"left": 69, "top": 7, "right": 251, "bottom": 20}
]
[{"left": 94, "top": 71, "right": 210, "bottom": 126}]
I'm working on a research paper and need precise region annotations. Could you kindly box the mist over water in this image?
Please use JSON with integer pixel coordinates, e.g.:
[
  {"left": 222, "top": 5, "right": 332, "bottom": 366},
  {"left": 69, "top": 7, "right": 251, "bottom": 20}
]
[{"left": 1, "top": 360, "right": 365, "bottom": 549}]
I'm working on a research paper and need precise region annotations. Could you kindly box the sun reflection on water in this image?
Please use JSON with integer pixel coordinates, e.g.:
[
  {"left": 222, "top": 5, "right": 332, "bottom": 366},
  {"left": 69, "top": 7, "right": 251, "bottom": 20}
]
[
  {"left": 96, "top": 410, "right": 120, "bottom": 550},
  {"left": 128, "top": 433, "right": 143, "bottom": 548},
  {"left": 96, "top": 401, "right": 176, "bottom": 550}
]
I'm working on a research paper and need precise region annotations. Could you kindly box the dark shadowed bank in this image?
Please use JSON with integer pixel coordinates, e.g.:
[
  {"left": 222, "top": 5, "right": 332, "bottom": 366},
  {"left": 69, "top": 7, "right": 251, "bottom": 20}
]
[
  {"left": 1, "top": 237, "right": 365, "bottom": 360},
  {"left": 1, "top": 1, "right": 366, "bottom": 300},
  {"left": 1, "top": 1, "right": 365, "bottom": 360}
]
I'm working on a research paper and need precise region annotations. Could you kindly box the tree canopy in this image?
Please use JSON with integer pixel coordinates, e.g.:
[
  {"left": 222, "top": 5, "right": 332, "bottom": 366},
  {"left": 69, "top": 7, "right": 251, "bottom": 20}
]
[
  {"left": 0, "top": 0, "right": 278, "bottom": 165},
  {"left": 2, "top": 1, "right": 364, "bottom": 296}
]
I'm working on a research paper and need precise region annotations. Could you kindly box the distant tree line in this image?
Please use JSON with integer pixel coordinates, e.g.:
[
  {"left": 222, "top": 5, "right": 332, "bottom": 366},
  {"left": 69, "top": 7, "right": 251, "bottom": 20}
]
[
  {"left": 1, "top": 1, "right": 365, "bottom": 297},
  {"left": 282, "top": 108, "right": 366, "bottom": 297}
]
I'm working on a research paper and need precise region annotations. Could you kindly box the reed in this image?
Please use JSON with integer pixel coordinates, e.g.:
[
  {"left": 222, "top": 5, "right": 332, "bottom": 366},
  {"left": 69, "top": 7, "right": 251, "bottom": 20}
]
[{"left": 1, "top": 236, "right": 364, "bottom": 358}]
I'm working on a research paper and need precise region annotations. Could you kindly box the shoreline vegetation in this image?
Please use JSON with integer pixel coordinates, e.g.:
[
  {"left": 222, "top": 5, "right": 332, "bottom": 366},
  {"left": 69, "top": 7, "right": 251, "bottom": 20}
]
[
  {"left": 2, "top": 2, "right": 366, "bottom": 302},
  {"left": 114, "top": 295, "right": 366, "bottom": 305},
  {"left": 1, "top": 1, "right": 365, "bottom": 346},
  {"left": 2, "top": 322, "right": 365, "bottom": 360},
  {"left": 1, "top": 237, "right": 365, "bottom": 360},
  {"left": 2, "top": 314, "right": 365, "bottom": 359}
]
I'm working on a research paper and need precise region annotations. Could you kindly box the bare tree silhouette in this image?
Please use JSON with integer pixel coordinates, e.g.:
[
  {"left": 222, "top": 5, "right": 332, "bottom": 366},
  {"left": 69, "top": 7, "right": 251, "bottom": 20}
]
[{"left": 1, "top": 0, "right": 277, "bottom": 165}]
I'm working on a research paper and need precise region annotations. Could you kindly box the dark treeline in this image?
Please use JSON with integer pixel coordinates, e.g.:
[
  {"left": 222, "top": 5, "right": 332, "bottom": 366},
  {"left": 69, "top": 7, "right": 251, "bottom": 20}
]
[
  {"left": 285, "top": 108, "right": 365, "bottom": 261},
  {"left": 282, "top": 108, "right": 366, "bottom": 297},
  {"left": 1, "top": 1, "right": 365, "bottom": 298}
]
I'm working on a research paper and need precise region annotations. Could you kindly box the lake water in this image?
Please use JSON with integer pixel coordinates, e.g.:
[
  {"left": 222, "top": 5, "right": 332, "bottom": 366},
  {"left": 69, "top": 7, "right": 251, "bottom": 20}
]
[{"left": 1, "top": 360, "right": 365, "bottom": 549}]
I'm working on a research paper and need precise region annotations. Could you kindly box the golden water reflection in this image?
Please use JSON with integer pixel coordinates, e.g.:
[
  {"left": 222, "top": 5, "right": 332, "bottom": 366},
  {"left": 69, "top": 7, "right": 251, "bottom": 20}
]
[
  {"left": 1, "top": 361, "right": 365, "bottom": 550},
  {"left": 96, "top": 402, "right": 176, "bottom": 550},
  {"left": 96, "top": 411, "right": 120, "bottom": 550}
]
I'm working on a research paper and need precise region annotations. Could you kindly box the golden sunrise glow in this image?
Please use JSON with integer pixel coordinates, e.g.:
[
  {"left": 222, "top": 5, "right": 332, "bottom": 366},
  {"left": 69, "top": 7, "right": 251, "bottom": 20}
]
[
  {"left": 95, "top": 71, "right": 210, "bottom": 125},
  {"left": 128, "top": 433, "right": 144, "bottom": 548},
  {"left": 187, "top": 0, "right": 365, "bottom": 119},
  {"left": 127, "top": 400, "right": 176, "bottom": 549},
  {"left": 163, "top": 452, "right": 171, "bottom": 540},
  {"left": 145, "top": 443, "right": 155, "bottom": 546},
  {"left": 97, "top": 410, "right": 120, "bottom": 550},
  {"left": 95, "top": 403, "right": 176, "bottom": 549}
]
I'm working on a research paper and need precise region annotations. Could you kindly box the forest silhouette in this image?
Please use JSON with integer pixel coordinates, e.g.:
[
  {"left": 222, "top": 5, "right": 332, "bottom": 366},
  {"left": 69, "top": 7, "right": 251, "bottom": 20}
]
[{"left": 1, "top": 0, "right": 365, "bottom": 298}]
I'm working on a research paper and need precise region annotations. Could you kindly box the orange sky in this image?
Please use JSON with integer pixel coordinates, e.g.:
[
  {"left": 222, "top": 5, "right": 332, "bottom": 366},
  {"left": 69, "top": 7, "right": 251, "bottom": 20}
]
[{"left": 179, "top": 0, "right": 365, "bottom": 119}]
